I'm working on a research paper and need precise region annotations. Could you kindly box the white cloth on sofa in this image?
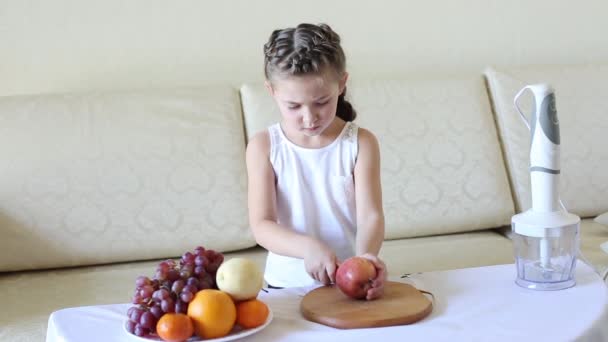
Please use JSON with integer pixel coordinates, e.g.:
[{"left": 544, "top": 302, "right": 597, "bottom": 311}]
[
  {"left": 264, "top": 121, "right": 358, "bottom": 287},
  {"left": 596, "top": 212, "right": 608, "bottom": 255},
  {"left": 596, "top": 212, "right": 608, "bottom": 227}
]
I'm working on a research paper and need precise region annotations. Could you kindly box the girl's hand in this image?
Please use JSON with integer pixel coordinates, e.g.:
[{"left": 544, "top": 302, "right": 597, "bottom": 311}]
[
  {"left": 304, "top": 238, "right": 339, "bottom": 285},
  {"left": 359, "top": 253, "right": 387, "bottom": 300}
]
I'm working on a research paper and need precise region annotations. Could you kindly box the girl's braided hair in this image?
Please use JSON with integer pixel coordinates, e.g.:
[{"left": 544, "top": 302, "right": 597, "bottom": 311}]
[{"left": 263, "top": 23, "right": 356, "bottom": 122}]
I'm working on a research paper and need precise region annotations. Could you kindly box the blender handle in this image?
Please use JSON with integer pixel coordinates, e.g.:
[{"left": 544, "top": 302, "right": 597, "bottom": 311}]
[{"left": 513, "top": 86, "right": 532, "bottom": 131}]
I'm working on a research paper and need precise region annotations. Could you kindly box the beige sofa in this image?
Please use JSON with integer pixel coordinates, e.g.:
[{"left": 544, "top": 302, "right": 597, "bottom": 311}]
[{"left": 1, "top": 64, "right": 607, "bottom": 341}]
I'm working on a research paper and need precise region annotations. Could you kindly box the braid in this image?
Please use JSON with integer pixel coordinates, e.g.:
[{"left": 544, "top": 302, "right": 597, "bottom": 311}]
[{"left": 264, "top": 23, "right": 356, "bottom": 121}]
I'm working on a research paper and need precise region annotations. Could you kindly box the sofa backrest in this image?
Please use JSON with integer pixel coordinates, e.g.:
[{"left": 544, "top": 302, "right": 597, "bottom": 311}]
[
  {"left": 485, "top": 65, "right": 608, "bottom": 217},
  {"left": 0, "top": 87, "right": 256, "bottom": 272},
  {"left": 241, "top": 76, "right": 515, "bottom": 239}
]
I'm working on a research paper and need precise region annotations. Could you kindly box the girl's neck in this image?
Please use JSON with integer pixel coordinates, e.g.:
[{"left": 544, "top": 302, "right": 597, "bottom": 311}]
[{"left": 281, "top": 117, "right": 346, "bottom": 149}]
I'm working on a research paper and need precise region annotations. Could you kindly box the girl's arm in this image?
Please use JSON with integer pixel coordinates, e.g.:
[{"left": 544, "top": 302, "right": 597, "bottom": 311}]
[
  {"left": 354, "top": 128, "right": 385, "bottom": 256},
  {"left": 354, "top": 128, "right": 387, "bottom": 299},
  {"left": 246, "top": 131, "right": 338, "bottom": 284},
  {"left": 245, "top": 131, "right": 312, "bottom": 257}
]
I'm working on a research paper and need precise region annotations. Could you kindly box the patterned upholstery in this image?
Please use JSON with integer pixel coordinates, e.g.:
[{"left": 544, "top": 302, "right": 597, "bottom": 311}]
[{"left": 0, "top": 87, "right": 256, "bottom": 271}]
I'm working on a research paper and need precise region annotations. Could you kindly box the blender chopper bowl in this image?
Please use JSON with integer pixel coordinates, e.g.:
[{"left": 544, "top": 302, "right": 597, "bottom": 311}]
[{"left": 512, "top": 211, "right": 579, "bottom": 290}]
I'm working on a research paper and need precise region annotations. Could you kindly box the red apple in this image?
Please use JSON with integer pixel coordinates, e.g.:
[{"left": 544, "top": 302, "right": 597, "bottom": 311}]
[{"left": 335, "top": 256, "right": 377, "bottom": 299}]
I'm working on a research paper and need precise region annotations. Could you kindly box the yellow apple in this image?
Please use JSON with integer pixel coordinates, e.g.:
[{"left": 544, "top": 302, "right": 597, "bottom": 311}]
[{"left": 215, "top": 258, "right": 263, "bottom": 301}]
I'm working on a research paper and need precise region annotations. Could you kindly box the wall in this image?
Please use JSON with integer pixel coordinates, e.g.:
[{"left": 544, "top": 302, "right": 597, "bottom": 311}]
[{"left": 1, "top": 0, "right": 607, "bottom": 96}]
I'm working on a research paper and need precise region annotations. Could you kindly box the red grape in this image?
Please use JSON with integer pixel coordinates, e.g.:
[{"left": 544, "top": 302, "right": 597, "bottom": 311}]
[
  {"left": 125, "top": 320, "right": 136, "bottom": 334},
  {"left": 149, "top": 305, "right": 163, "bottom": 320},
  {"left": 133, "top": 324, "right": 147, "bottom": 337},
  {"left": 161, "top": 297, "right": 175, "bottom": 313},
  {"left": 135, "top": 276, "right": 151, "bottom": 287},
  {"left": 180, "top": 290, "right": 194, "bottom": 303},
  {"left": 139, "top": 311, "right": 156, "bottom": 330}
]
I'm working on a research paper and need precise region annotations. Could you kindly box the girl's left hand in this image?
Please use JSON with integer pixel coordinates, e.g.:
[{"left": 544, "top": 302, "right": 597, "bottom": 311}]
[{"left": 359, "top": 253, "right": 387, "bottom": 300}]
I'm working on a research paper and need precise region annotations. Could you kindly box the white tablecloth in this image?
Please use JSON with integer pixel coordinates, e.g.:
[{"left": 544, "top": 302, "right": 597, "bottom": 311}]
[{"left": 47, "top": 261, "right": 608, "bottom": 342}]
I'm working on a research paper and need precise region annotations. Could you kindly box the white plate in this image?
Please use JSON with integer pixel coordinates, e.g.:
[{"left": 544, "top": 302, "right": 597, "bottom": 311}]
[{"left": 124, "top": 309, "right": 273, "bottom": 342}]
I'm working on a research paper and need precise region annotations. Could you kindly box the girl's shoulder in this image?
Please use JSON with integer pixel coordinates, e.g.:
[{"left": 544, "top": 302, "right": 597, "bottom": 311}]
[
  {"left": 246, "top": 129, "right": 271, "bottom": 158},
  {"left": 355, "top": 126, "right": 378, "bottom": 145},
  {"left": 355, "top": 126, "right": 380, "bottom": 156}
]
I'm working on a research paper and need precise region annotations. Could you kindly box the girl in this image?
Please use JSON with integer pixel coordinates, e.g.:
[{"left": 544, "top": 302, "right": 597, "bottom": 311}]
[{"left": 246, "top": 23, "right": 386, "bottom": 300}]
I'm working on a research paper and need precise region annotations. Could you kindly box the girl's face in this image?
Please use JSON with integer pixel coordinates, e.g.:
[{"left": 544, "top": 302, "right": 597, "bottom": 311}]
[{"left": 267, "top": 72, "right": 347, "bottom": 138}]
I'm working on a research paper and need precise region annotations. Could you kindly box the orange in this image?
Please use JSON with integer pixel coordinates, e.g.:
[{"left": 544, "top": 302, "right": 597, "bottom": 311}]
[
  {"left": 236, "top": 299, "right": 269, "bottom": 329},
  {"left": 187, "top": 289, "right": 237, "bottom": 339},
  {"left": 156, "top": 313, "right": 194, "bottom": 342}
]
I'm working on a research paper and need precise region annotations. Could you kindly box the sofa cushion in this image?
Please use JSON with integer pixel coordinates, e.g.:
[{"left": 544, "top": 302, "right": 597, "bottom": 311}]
[
  {"left": 241, "top": 77, "right": 515, "bottom": 239},
  {"left": 485, "top": 65, "right": 608, "bottom": 217},
  {"left": 380, "top": 230, "right": 513, "bottom": 276},
  {"left": 0, "top": 87, "right": 255, "bottom": 271},
  {"left": 240, "top": 84, "right": 277, "bottom": 141}
]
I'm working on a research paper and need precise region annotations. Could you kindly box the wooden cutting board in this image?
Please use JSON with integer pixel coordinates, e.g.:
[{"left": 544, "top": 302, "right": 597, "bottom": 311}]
[{"left": 300, "top": 281, "right": 433, "bottom": 329}]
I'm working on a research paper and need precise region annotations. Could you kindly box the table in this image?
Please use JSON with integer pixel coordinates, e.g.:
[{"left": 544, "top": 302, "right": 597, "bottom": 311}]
[{"left": 46, "top": 261, "right": 608, "bottom": 342}]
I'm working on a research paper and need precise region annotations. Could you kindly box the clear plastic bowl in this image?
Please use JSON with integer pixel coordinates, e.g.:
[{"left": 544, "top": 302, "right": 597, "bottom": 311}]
[{"left": 512, "top": 224, "right": 579, "bottom": 290}]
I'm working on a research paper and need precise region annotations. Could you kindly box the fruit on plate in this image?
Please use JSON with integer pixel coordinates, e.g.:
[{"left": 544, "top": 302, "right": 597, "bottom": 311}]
[
  {"left": 216, "top": 258, "right": 263, "bottom": 301},
  {"left": 335, "top": 256, "right": 377, "bottom": 299},
  {"left": 187, "top": 289, "right": 237, "bottom": 339},
  {"left": 236, "top": 299, "right": 270, "bottom": 329},
  {"left": 125, "top": 245, "right": 225, "bottom": 338},
  {"left": 156, "top": 313, "right": 194, "bottom": 342}
]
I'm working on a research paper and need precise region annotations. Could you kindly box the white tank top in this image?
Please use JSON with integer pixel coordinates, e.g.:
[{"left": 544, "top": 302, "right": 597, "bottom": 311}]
[{"left": 264, "top": 121, "right": 358, "bottom": 287}]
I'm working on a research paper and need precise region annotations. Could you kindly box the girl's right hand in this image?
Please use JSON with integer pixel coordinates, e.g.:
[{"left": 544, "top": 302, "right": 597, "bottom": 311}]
[
  {"left": 304, "top": 238, "right": 338, "bottom": 285},
  {"left": 358, "top": 253, "right": 387, "bottom": 300}
]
